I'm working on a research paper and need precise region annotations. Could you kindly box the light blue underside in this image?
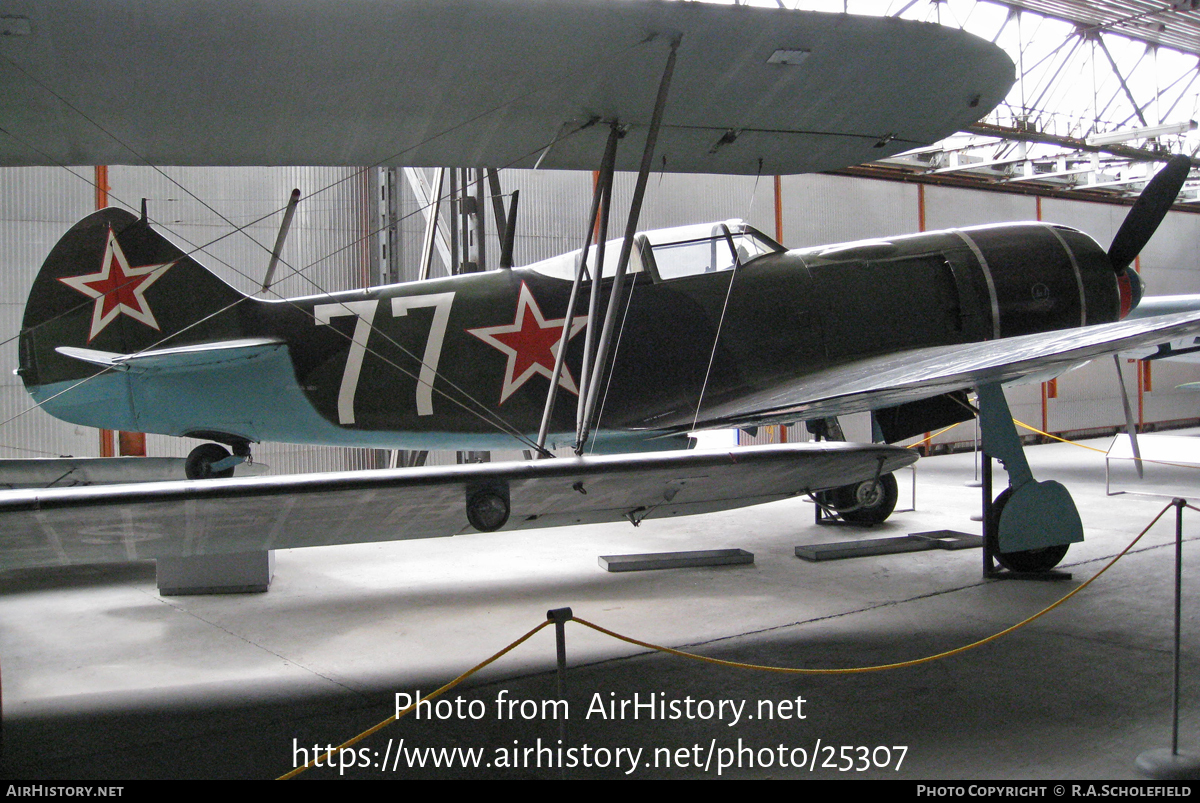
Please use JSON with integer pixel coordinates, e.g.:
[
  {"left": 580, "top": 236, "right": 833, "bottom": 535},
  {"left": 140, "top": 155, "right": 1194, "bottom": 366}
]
[{"left": 30, "top": 344, "right": 678, "bottom": 453}]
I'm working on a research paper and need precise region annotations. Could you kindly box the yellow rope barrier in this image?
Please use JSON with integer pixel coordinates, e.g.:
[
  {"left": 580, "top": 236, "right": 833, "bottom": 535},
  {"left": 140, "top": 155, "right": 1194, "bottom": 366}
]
[
  {"left": 574, "top": 500, "right": 1175, "bottom": 674},
  {"left": 1013, "top": 418, "right": 1112, "bottom": 453},
  {"left": 280, "top": 500, "right": 1185, "bottom": 778},
  {"left": 1014, "top": 418, "right": 1200, "bottom": 472},
  {"left": 277, "top": 619, "right": 552, "bottom": 780},
  {"left": 905, "top": 420, "right": 964, "bottom": 449}
]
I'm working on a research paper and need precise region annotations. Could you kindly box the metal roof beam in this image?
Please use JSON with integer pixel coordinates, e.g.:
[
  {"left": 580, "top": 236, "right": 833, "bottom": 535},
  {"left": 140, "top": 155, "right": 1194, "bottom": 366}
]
[
  {"left": 966, "top": 121, "right": 1196, "bottom": 163},
  {"left": 1095, "top": 31, "right": 1151, "bottom": 126}
]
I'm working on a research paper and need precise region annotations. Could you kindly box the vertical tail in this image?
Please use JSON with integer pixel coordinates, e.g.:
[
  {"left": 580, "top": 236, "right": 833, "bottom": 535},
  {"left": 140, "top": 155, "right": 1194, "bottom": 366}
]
[{"left": 20, "top": 208, "right": 248, "bottom": 387}]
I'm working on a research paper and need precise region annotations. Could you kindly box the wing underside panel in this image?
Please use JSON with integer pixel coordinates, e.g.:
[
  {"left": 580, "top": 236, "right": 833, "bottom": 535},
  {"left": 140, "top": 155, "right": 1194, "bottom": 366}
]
[{"left": 0, "top": 0, "right": 1014, "bottom": 174}]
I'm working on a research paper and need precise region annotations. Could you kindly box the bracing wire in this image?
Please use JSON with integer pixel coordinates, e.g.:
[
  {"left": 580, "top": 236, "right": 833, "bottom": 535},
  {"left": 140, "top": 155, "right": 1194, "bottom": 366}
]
[
  {"left": 0, "top": 32, "right": 664, "bottom": 454},
  {"left": 691, "top": 169, "right": 763, "bottom": 432}
]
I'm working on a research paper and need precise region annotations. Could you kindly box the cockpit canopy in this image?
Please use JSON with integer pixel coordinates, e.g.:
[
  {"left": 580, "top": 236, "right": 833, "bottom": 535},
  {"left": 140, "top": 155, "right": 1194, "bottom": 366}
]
[{"left": 525, "top": 219, "right": 784, "bottom": 282}]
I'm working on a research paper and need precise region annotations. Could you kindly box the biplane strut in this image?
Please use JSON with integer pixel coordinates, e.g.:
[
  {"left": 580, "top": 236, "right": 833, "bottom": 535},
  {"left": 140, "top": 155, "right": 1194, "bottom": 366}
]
[{"left": 535, "top": 35, "right": 682, "bottom": 457}]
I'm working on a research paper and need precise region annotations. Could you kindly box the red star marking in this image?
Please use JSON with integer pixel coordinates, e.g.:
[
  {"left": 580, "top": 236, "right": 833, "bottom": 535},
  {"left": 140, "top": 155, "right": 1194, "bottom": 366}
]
[
  {"left": 467, "top": 282, "right": 588, "bottom": 404},
  {"left": 58, "top": 226, "right": 174, "bottom": 342}
]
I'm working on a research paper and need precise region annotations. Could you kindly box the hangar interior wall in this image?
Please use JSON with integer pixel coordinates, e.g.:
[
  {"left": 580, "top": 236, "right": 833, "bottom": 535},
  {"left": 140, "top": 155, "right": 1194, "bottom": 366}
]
[{"left": 2, "top": 166, "right": 1197, "bottom": 472}]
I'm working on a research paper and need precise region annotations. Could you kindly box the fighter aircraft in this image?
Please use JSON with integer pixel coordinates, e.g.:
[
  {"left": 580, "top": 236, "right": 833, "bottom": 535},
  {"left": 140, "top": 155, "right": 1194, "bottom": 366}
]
[
  {"left": 10, "top": 150, "right": 1200, "bottom": 571},
  {"left": 4, "top": 0, "right": 1200, "bottom": 578}
]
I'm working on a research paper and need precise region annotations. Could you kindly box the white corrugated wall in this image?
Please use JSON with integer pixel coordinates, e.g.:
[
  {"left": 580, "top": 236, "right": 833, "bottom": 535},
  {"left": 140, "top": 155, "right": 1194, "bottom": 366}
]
[
  {"left": 0, "top": 167, "right": 94, "bottom": 460},
  {"left": 4, "top": 164, "right": 1199, "bottom": 468}
]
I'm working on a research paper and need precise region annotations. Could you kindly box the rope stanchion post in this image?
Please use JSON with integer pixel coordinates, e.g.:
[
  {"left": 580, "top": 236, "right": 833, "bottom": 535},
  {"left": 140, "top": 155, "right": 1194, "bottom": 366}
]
[
  {"left": 967, "top": 415, "right": 982, "bottom": 488},
  {"left": 1136, "top": 498, "right": 1200, "bottom": 779},
  {"left": 548, "top": 606, "right": 573, "bottom": 766}
]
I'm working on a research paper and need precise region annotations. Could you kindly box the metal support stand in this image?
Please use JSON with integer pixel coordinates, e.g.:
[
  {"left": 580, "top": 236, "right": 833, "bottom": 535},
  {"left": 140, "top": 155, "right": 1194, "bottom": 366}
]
[
  {"left": 548, "top": 606, "right": 572, "bottom": 777},
  {"left": 157, "top": 551, "right": 275, "bottom": 595},
  {"left": 1136, "top": 499, "right": 1200, "bottom": 780},
  {"left": 1114, "top": 355, "right": 1145, "bottom": 479}
]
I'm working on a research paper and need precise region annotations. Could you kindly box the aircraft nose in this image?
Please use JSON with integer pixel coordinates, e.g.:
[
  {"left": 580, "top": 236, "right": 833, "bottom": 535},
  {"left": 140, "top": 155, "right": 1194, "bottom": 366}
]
[{"left": 1116, "top": 266, "right": 1145, "bottom": 319}]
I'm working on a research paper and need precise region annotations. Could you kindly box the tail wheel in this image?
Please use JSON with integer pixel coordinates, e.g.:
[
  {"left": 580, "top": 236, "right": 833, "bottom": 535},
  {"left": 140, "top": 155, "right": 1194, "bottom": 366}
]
[
  {"left": 185, "top": 443, "right": 235, "bottom": 480},
  {"left": 986, "top": 486, "right": 1069, "bottom": 573},
  {"left": 825, "top": 473, "right": 899, "bottom": 525}
]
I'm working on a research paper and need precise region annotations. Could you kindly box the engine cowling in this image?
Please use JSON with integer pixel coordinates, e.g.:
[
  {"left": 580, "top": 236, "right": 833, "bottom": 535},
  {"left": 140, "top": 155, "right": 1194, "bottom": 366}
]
[{"left": 953, "top": 223, "right": 1120, "bottom": 338}]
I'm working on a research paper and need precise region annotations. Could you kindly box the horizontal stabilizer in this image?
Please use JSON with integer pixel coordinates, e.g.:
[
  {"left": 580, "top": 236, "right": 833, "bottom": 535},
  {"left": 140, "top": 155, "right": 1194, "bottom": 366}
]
[
  {"left": 56, "top": 338, "right": 285, "bottom": 372},
  {"left": 0, "top": 443, "right": 916, "bottom": 571}
]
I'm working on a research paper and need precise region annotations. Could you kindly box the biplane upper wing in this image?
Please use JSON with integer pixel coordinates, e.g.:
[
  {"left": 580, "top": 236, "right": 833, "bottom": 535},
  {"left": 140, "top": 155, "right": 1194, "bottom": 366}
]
[
  {"left": 0, "top": 0, "right": 1013, "bottom": 175},
  {"left": 0, "top": 442, "right": 915, "bottom": 572},
  {"left": 664, "top": 309, "right": 1200, "bottom": 432}
]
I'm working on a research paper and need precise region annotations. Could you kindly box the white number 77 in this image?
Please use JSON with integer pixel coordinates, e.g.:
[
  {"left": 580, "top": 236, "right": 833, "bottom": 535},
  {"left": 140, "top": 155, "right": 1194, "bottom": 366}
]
[
  {"left": 314, "top": 292, "right": 455, "bottom": 424},
  {"left": 391, "top": 292, "right": 455, "bottom": 416}
]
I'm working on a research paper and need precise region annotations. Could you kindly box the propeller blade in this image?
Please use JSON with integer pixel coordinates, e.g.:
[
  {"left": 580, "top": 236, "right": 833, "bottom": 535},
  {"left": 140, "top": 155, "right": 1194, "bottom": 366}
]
[
  {"left": 1108, "top": 154, "right": 1192, "bottom": 274},
  {"left": 1112, "top": 355, "right": 1143, "bottom": 480}
]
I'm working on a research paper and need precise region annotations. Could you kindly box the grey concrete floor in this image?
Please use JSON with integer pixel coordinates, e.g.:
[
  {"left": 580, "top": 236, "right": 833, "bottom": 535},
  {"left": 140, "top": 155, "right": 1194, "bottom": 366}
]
[{"left": 0, "top": 434, "right": 1197, "bottom": 780}]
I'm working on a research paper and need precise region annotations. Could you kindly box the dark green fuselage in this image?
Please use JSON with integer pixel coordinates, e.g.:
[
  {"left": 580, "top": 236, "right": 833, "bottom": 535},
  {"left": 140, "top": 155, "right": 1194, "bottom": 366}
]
[{"left": 19, "top": 209, "right": 1120, "bottom": 452}]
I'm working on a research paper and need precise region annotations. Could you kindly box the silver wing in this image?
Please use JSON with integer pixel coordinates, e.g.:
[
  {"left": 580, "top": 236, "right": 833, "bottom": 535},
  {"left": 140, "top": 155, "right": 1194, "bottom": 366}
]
[{"left": 0, "top": 442, "right": 915, "bottom": 571}]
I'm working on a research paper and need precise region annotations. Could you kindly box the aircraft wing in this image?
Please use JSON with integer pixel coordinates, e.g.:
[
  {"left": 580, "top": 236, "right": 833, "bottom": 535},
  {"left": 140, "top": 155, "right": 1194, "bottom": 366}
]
[
  {"left": 667, "top": 309, "right": 1200, "bottom": 431},
  {"left": 0, "top": 0, "right": 1013, "bottom": 175},
  {"left": 1122, "top": 295, "right": 1200, "bottom": 362},
  {"left": 0, "top": 442, "right": 915, "bottom": 572}
]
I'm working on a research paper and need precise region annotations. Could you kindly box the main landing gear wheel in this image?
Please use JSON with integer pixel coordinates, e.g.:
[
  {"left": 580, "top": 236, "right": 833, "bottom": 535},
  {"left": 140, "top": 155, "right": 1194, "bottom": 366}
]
[
  {"left": 986, "top": 487, "right": 1070, "bottom": 573},
  {"left": 185, "top": 443, "right": 235, "bottom": 480},
  {"left": 822, "top": 473, "right": 898, "bottom": 525}
]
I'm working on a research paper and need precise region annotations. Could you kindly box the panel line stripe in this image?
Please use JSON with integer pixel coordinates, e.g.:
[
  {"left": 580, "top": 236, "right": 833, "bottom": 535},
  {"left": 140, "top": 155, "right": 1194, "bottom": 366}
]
[
  {"left": 954, "top": 229, "right": 1002, "bottom": 339},
  {"left": 1043, "top": 223, "right": 1087, "bottom": 327}
]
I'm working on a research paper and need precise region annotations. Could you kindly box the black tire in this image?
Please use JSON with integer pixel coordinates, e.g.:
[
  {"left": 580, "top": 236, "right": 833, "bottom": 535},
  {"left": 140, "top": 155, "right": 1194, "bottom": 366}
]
[
  {"left": 986, "top": 486, "right": 1069, "bottom": 573},
  {"left": 834, "top": 473, "right": 899, "bottom": 525},
  {"left": 185, "top": 443, "right": 234, "bottom": 480}
]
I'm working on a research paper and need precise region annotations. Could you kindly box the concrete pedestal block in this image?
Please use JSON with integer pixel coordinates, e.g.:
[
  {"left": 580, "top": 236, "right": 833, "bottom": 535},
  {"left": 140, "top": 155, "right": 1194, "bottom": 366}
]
[{"left": 156, "top": 551, "right": 274, "bottom": 595}]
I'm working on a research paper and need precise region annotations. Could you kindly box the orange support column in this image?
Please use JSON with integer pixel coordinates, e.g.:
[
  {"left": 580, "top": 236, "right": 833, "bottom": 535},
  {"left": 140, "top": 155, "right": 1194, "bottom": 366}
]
[
  {"left": 94, "top": 165, "right": 147, "bottom": 457},
  {"left": 94, "top": 166, "right": 117, "bottom": 457},
  {"left": 119, "top": 431, "right": 147, "bottom": 457}
]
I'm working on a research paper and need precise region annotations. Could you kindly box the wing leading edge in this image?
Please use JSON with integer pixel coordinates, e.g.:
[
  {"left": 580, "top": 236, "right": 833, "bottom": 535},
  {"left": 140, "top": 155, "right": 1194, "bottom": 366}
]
[{"left": 0, "top": 442, "right": 916, "bottom": 572}]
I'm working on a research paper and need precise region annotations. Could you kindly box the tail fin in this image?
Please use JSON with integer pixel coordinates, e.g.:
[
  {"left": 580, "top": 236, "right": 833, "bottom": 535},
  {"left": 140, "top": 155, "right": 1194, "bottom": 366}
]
[{"left": 20, "top": 207, "right": 248, "bottom": 389}]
